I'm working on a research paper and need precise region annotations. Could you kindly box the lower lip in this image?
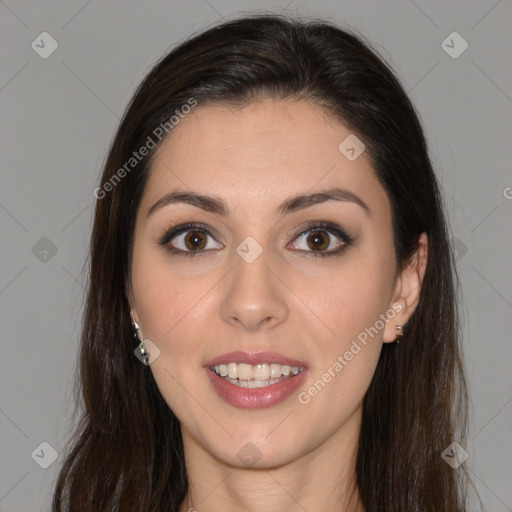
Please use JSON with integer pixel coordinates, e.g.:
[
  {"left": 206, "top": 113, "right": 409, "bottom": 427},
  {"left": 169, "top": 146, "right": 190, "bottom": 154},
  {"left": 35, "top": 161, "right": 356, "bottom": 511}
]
[{"left": 205, "top": 367, "right": 308, "bottom": 409}]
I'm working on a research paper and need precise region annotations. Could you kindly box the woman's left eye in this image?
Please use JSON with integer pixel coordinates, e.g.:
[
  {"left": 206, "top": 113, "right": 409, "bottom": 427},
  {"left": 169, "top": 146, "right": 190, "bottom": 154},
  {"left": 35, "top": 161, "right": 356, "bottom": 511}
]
[
  {"left": 158, "top": 222, "right": 353, "bottom": 258},
  {"left": 287, "top": 223, "right": 353, "bottom": 258}
]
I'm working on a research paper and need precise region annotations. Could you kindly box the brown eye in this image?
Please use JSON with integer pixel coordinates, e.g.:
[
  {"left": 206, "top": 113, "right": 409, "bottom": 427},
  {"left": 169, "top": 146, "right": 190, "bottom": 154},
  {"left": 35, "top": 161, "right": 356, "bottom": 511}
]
[
  {"left": 288, "top": 223, "right": 352, "bottom": 258},
  {"left": 160, "top": 223, "right": 223, "bottom": 256},
  {"left": 183, "top": 231, "right": 207, "bottom": 251},
  {"left": 306, "top": 230, "right": 330, "bottom": 252}
]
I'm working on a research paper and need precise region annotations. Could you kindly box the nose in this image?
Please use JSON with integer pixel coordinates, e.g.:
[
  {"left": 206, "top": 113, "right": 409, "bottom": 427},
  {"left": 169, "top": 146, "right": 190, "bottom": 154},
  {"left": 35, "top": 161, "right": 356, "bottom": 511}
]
[{"left": 220, "top": 246, "right": 289, "bottom": 331}]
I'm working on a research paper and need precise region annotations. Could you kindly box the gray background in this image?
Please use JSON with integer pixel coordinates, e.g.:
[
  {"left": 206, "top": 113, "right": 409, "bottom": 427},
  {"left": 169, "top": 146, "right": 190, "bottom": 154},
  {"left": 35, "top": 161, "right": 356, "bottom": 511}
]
[{"left": 0, "top": 0, "right": 511, "bottom": 510}]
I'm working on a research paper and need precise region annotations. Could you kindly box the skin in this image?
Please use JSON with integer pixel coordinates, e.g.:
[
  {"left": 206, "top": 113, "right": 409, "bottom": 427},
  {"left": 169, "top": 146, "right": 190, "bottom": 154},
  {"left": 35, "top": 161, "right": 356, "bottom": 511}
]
[{"left": 126, "top": 98, "right": 427, "bottom": 512}]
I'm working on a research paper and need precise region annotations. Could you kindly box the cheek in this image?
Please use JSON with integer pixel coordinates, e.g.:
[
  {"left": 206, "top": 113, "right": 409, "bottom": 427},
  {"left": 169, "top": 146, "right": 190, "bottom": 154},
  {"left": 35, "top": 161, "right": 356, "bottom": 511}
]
[
  {"left": 131, "top": 255, "right": 213, "bottom": 416},
  {"left": 131, "top": 243, "right": 206, "bottom": 343},
  {"left": 310, "top": 252, "right": 395, "bottom": 347},
  {"left": 300, "top": 249, "right": 394, "bottom": 403}
]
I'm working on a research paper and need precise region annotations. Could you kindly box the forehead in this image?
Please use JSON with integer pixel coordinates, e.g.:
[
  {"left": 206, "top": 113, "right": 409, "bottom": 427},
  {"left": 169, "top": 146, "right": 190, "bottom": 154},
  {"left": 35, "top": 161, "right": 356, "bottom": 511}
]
[{"left": 141, "top": 99, "right": 390, "bottom": 220}]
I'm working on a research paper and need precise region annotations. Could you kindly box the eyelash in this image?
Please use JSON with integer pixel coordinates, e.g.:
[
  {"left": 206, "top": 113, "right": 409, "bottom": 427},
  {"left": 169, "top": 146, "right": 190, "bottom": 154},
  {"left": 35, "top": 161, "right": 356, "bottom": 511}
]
[{"left": 157, "top": 221, "right": 354, "bottom": 258}]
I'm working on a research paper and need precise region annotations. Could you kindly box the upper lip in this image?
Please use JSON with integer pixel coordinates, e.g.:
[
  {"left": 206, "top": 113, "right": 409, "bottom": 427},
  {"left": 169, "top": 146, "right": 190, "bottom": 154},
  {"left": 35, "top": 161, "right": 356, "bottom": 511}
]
[{"left": 204, "top": 351, "right": 307, "bottom": 368}]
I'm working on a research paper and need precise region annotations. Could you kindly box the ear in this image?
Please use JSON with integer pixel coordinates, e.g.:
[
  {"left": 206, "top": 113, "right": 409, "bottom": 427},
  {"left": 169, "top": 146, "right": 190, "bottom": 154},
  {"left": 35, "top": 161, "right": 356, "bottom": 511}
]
[{"left": 383, "top": 232, "right": 428, "bottom": 343}]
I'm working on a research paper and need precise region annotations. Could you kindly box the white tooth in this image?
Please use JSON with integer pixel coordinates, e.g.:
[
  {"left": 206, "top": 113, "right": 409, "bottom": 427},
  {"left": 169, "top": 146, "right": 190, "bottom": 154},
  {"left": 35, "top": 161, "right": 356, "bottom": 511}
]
[
  {"left": 247, "top": 379, "right": 265, "bottom": 388},
  {"left": 269, "top": 363, "right": 282, "bottom": 378},
  {"left": 227, "top": 363, "right": 238, "bottom": 379},
  {"left": 218, "top": 362, "right": 304, "bottom": 380},
  {"left": 253, "top": 363, "right": 269, "bottom": 380},
  {"left": 224, "top": 376, "right": 287, "bottom": 388},
  {"left": 237, "top": 363, "right": 253, "bottom": 381}
]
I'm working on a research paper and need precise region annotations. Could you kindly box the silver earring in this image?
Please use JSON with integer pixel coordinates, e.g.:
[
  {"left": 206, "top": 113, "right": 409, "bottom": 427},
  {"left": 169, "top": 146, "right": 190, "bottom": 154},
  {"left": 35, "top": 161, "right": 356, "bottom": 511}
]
[
  {"left": 395, "top": 325, "right": 404, "bottom": 343},
  {"left": 132, "top": 320, "right": 149, "bottom": 364}
]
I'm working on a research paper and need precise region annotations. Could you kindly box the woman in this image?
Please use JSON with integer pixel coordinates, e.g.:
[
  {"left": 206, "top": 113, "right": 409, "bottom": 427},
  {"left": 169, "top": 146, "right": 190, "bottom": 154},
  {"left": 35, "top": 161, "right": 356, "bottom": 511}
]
[{"left": 52, "top": 13, "right": 474, "bottom": 511}]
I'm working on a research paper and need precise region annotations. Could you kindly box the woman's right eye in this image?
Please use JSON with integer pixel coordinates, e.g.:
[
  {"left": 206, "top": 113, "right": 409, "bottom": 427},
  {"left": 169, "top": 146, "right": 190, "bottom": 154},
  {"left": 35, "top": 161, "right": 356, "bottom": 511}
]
[{"left": 159, "top": 223, "right": 223, "bottom": 257}]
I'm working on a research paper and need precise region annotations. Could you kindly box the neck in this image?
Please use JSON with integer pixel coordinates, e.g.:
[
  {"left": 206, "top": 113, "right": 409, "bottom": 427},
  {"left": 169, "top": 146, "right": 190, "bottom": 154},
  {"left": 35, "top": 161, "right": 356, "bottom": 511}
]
[{"left": 179, "top": 408, "right": 365, "bottom": 512}]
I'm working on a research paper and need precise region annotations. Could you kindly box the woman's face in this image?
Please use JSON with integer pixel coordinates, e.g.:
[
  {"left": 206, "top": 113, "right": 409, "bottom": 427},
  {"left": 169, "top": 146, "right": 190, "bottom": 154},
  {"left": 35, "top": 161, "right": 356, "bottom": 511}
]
[{"left": 128, "top": 99, "right": 415, "bottom": 469}]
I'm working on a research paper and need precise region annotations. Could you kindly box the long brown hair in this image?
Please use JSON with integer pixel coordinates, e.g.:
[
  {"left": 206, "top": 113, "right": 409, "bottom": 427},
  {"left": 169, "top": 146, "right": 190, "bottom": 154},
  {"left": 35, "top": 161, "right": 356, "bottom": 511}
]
[{"left": 52, "top": 13, "right": 474, "bottom": 511}]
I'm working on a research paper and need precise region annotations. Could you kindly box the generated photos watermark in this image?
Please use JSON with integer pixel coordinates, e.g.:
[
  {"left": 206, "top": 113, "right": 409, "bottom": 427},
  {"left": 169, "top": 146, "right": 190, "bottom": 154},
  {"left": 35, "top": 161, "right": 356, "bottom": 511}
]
[
  {"left": 94, "top": 97, "right": 198, "bottom": 200},
  {"left": 297, "top": 302, "right": 403, "bottom": 405}
]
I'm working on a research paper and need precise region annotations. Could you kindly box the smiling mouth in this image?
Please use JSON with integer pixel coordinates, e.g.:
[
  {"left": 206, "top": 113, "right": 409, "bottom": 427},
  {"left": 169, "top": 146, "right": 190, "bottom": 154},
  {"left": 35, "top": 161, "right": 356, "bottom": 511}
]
[{"left": 210, "top": 362, "right": 305, "bottom": 388}]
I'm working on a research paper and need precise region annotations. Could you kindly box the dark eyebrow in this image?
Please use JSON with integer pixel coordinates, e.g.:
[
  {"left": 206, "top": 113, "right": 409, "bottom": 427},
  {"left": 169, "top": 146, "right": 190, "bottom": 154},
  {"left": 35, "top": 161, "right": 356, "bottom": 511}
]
[{"left": 146, "top": 187, "right": 370, "bottom": 219}]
